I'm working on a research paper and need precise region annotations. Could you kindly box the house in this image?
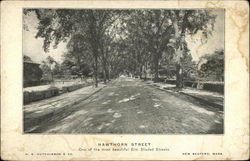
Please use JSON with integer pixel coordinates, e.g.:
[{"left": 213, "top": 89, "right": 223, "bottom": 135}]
[{"left": 23, "top": 59, "right": 43, "bottom": 87}]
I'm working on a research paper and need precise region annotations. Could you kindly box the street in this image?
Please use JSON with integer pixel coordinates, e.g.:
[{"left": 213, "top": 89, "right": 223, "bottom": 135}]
[{"left": 29, "top": 76, "right": 223, "bottom": 134}]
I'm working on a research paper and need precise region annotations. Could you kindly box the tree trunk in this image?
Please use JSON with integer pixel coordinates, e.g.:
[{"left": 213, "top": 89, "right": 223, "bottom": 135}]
[
  {"left": 154, "top": 54, "right": 159, "bottom": 82},
  {"left": 94, "top": 55, "right": 98, "bottom": 87},
  {"left": 102, "top": 56, "right": 109, "bottom": 83},
  {"left": 91, "top": 48, "right": 98, "bottom": 87},
  {"left": 102, "top": 59, "right": 107, "bottom": 84},
  {"left": 105, "top": 66, "right": 110, "bottom": 81},
  {"left": 139, "top": 65, "right": 143, "bottom": 79},
  {"left": 134, "top": 57, "right": 137, "bottom": 78},
  {"left": 103, "top": 68, "right": 106, "bottom": 84},
  {"left": 105, "top": 48, "right": 110, "bottom": 81},
  {"left": 144, "top": 62, "right": 147, "bottom": 80},
  {"left": 88, "top": 10, "right": 99, "bottom": 87},
  {"left": 110, "top": 64, "right": 112, "bottom": 79},
  {"left": 176, "top": 63, "right": 184, "bottom": 89},
  {"left": 100, "top": 44, "right": 107, "bottom": 84},
  {"left": 173, "top": 19, "right": 185, "bottom": 89}
]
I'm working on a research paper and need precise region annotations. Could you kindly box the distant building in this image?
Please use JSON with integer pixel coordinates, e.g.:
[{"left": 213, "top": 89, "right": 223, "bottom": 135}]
[{"left": 23, "top": 59, "right": 43, "bottom": 87}]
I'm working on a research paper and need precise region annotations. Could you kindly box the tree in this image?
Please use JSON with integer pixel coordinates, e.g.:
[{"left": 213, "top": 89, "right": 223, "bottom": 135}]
[
  {"left": 24, "top": 9, "right": 217, "bottom": 88},
  {"left": 45, "top": 56, "right": 57, "bottom": 81},
  {"left": 40, "top": 60, "right": 52, "bottom": 81},
  {"left": 198, "top": 49, "right": 224, "bottom": 81},
  {"left": 124, "top": 10, "right": 216, "bottom": 87},
  {"left": 25, "top": 9, "right": 123, "bottom": 87},
  {"left": 167, "top": 10, "right": 216, "bottom": 88},
  {"left": 65, "top": 34, "right": 93, "bottom": 78},
  {"left": 61, "top": 51, "right": 92, "bottom": 79},
  {"left": 40, "top": 56, "right": 57, "bottom": 81},
  {"left": 52, "top": 63, "right": 64, "bottom": 78},
  {"left": 124, "top": 10, "right": 174, "bottom": 81}
]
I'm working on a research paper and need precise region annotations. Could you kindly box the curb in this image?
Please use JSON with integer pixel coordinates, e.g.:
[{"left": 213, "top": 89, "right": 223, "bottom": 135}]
[
  {"left": 24, "top": 85, "right": 106, "bottom": 133},
  {"left": 179, "top": 92, "right": 223, "bottom": 109},
  {"left": 53, "top": 86, "right": 105, "bottom": 116},
  {"left": 146, "top": 83, "right": 223, "bottom": 109}
]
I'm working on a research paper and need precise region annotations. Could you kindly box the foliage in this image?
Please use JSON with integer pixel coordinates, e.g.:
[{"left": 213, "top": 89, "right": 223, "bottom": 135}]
[
  {"left": 24, "top": 9, "right": 219, "bottom": 88},
  {"left": 61, "top": 52, "right": 92, "bottom": 78},
  {"left": 198, "top": 49, "right": 224, "bottom": 81},
  {"left": 40, "top": 56, "right": 58, "bottom": 80}
]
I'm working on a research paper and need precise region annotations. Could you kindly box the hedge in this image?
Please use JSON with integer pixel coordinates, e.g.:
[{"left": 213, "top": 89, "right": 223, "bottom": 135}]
[
  {"left": 202, "top": 83, "right": 224, "bottom": 94},
  {"left": 23, "top": 83, "right": 93, "bottom": 104},
  {"left": 140, "top": 77, "right": 224, "bottom": 94},
  {"left": 62, "top": 84, "right": 88, "bottom": 93},
  {"left": 23, "top": 87, "right": 59, "bottom": 104}
]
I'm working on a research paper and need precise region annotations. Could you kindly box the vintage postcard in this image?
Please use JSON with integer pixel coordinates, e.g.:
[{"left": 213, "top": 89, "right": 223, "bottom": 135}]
[{"left": 1, "top": 0, "right": 249, "bottom": 160}]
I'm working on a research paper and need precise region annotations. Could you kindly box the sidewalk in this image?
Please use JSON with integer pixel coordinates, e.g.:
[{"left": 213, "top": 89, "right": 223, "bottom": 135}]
[
  {"left": 23, "top": 80, "right": 95, "bottom": 104},
  {"left": 24, "top": 80, "right": 93, "bottom": 92},
  {"left": 143, "top": 80, "right": 223, "bottom": 109},
  {"left": 24, "top": 84, "right": 106, "bottom": 132}
]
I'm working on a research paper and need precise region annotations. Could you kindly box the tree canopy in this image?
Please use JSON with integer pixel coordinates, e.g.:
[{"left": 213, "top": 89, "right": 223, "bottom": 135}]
[
  {"left": 24, "top": 9, "right": 222, "bottom": 88},
  {"left": 198, "top": 49, "right": 224, "bottom": 81}
]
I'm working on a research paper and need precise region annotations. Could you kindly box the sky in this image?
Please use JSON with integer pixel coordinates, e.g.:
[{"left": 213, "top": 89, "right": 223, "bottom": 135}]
[
  {"left": 185, "top": 10, "right": 224, "bottom": 61},
  {"left": 23, "top": 10, "right": 224, "bottom": 63},
  {"left": 23, "top": 12, "right": 67, "bottom": 63}
]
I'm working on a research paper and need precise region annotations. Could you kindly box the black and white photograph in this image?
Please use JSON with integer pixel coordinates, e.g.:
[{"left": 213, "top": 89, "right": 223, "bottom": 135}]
[{"left": 23, "top": 9, "right": 224, "bottom": 134}]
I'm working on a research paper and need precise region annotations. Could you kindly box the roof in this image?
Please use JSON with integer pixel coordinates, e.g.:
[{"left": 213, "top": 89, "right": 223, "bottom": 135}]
[{"left": 23, "top": 60, "right": 40, "bottom": 65}]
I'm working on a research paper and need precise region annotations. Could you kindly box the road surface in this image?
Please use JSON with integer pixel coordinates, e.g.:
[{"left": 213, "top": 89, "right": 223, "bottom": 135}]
[{"left": 31, "top": 76, "right": 223, "bottom": 134}]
